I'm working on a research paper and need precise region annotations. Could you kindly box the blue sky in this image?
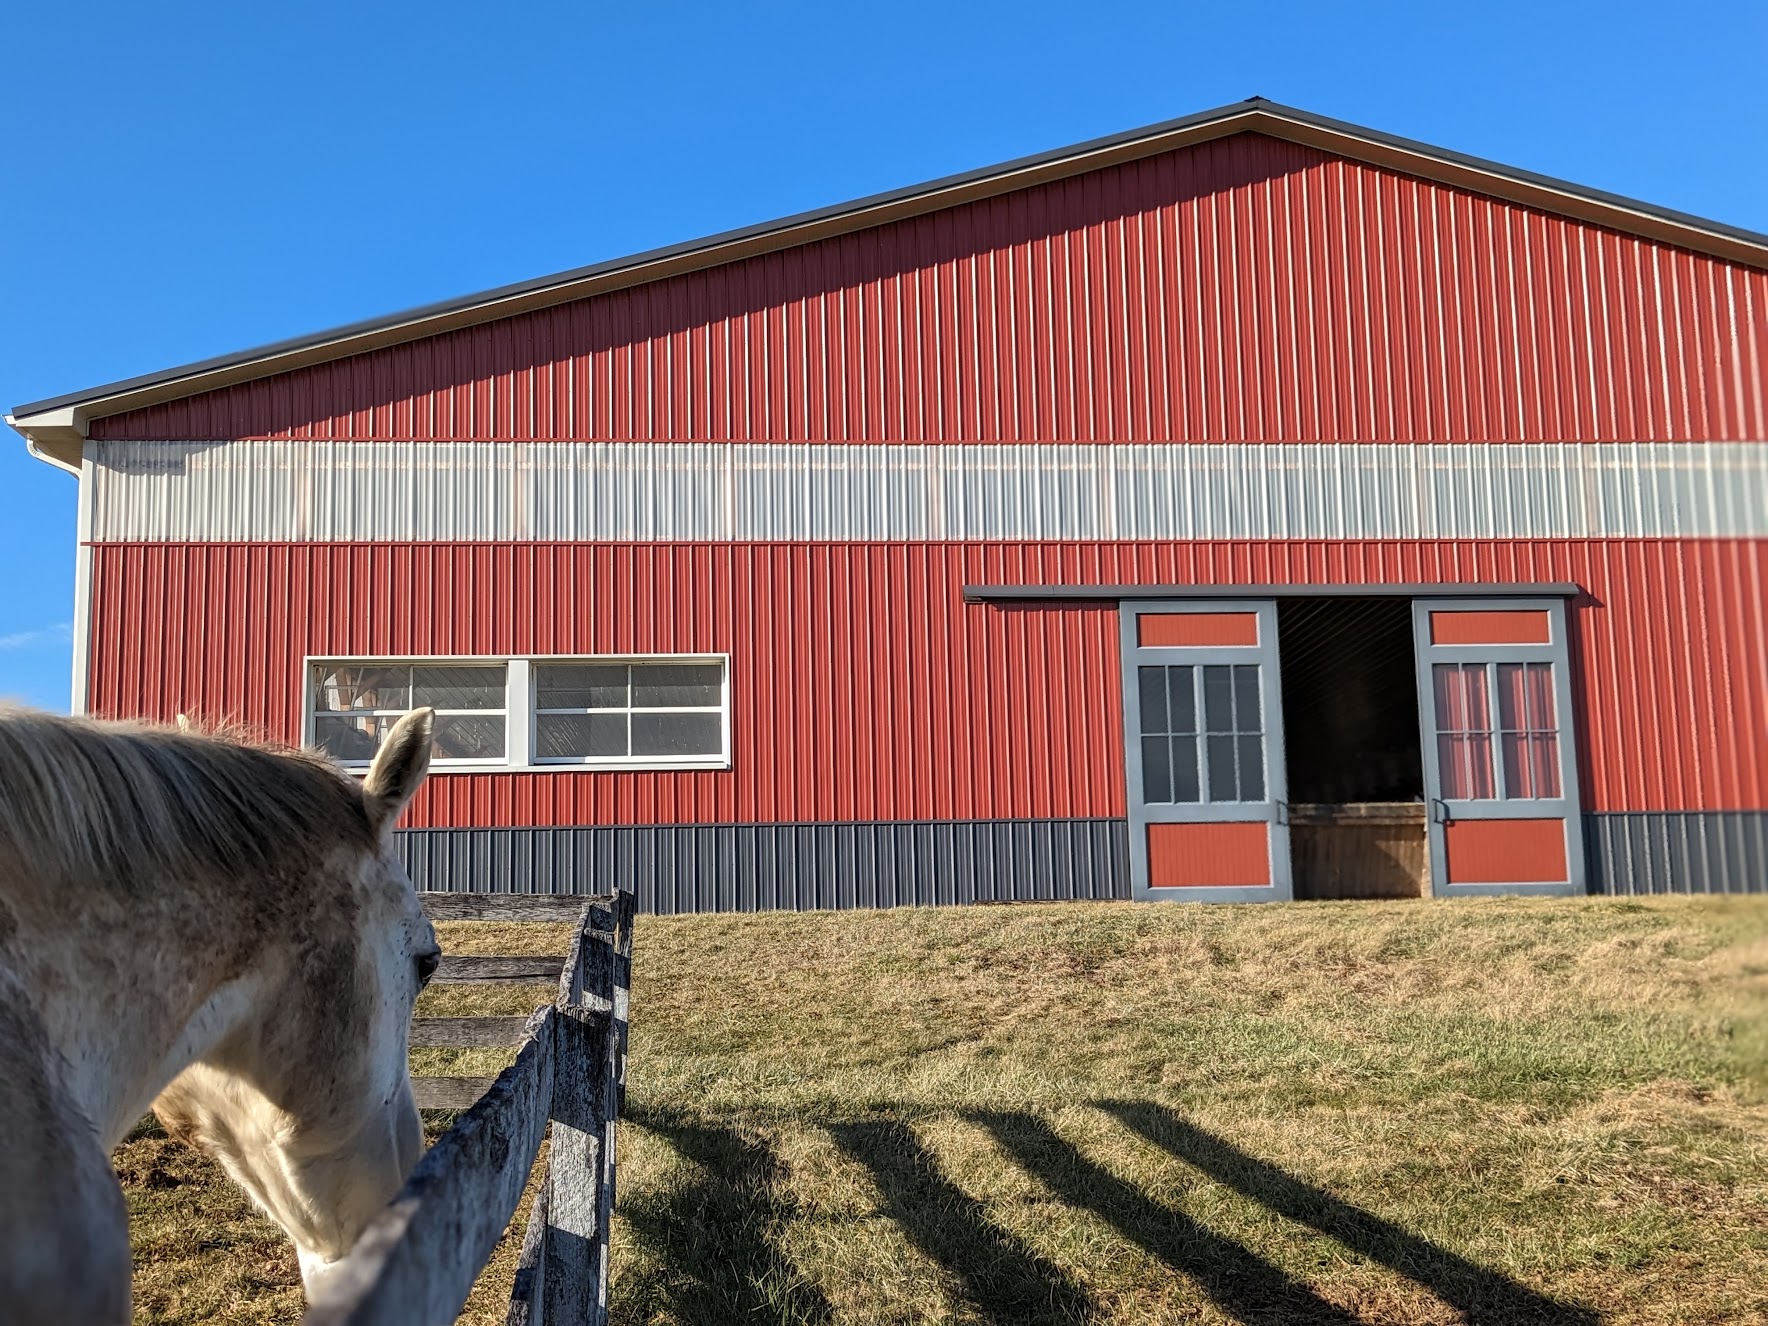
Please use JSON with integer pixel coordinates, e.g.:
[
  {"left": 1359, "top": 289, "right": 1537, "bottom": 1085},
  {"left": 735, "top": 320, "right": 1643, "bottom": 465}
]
[{"left": 4, "top": 0, "right": 1765, "bottom": 711}]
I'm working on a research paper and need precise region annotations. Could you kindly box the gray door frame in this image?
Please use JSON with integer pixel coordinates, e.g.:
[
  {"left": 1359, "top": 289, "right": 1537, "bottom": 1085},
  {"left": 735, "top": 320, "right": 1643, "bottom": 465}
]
[
  {"left": 1120, "top": 599, "right": 1292, "bottom": 903},
  {"left": 1411, "top": 596, "right": 1586, "bottom": 896}
]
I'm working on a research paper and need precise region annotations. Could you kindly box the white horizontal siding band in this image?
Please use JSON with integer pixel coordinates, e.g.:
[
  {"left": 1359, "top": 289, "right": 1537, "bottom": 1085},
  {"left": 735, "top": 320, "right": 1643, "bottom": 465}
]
[{"left": 87, "top": 441, "right": 1768, "bottom": 543}]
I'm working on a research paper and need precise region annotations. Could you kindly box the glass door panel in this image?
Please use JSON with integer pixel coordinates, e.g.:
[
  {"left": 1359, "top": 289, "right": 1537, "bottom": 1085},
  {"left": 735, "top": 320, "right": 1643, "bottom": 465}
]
[
  {"left": 1413, "top": 600, "right": 1584, "bottom": 895},
  {"left": 1122, "top": 602, "right": 1290, "bottom": 902}
]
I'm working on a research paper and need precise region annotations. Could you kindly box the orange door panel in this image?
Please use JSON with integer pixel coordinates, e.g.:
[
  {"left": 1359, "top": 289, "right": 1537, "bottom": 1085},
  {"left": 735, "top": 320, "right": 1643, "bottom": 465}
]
[{"left": 1147, "top": 822, "right": 1272, "bottom": 888}]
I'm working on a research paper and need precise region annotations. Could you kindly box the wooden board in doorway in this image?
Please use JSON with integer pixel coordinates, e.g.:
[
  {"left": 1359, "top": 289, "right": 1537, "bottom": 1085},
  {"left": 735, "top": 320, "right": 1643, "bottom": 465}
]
[{"left": 1289, "top": 803, "right": 1429, "bottom": 900}]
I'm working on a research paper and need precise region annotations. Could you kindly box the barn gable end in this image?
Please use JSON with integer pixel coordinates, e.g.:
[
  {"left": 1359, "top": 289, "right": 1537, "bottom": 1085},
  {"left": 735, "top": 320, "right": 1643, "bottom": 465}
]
[{"left": 89, "top": 131, "right": 1768, "bottom": 446}]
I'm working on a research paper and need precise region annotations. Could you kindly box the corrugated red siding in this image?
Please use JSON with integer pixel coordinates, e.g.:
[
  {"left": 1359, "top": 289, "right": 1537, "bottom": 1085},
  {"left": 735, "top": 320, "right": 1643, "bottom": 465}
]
[
  {"left": 93, "top": 134, "right": 1768, "bottom": 445},
  {"left": 85, "top": 538, "right": 1768, "bottom": 821}
]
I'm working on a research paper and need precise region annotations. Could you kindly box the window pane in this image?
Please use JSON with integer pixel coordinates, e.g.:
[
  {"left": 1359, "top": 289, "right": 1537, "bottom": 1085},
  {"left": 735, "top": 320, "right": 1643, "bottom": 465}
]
[
  {"left": 1501, "top": 732, "right": 1532, "bottom": 798},
  {"left": 631, "top": 712, "right": 723, "bottom": 757},
  {"left": 1233, "top": 666, "right": 1261, "bottom": 733},
  {"left": 412, "top": 665, "right": 505, "bottom": 711},
  {"left": 1496, "top": 663, "right": 1527, "bottom": 732},
  {"left": 1465, "top": 733, "right": 1495, "bottom": 798},
  {"left": 537, "top": 713, "right": 628, "bottom": 759},
  {"left": 1203, "top": 666, "right": 1233, "bottom": 734},
  {"left": 313, "top": 714, "right": 394, "bottom": 762},
  {"left": 535, "top": 663, "right": 629, "bottom": 710},
  {"left": 1171, "top": 735, "right": 1200, "bottom": 802},
  {"left": 1532, "top": 733, "right": 1562, "bottom": 798},
  {"left": 1465, "top": 667, "right": 1492, "bottom": 731},
  {"left": 1432, "top": 664, "right": 1462, "bottom": 730},
  {"left": 1439, "top": 732, "right": 1496, "bottom": 799},
  {"left": 1527, "top": 664, "right": 1556, "bottom": 730},
  {"left": 314, "top": 666, "right": 409, "bottom": 713},
  {"left": 1238, "top": 734, "right": 1265, "bottom": 801},
  {"left": 1141, "top": 735, "right": 1172, "bottom": 802},
  {"left": 1434, "top": 663, "right": 1493, "bottom": 733},
  {"left": 1168, "top": 666, "right": 1196, "bottom": 734},
  {"left": 1207, "top": 734, "right": 1237, "bottom": 800},
  {"left": 432, "top": 714, "right": 505, "bottom": 760},
  {"left": 1437, "top": 735, "right": 1468, "bottom": 798},
  {"left": 632, "top": 664, "right": 723, "bottom": 709},
  {"left": 1503, "top": 730, "right": 1563, "bottom": 801},
  {"left": 1138, "top": 667, "right": 1168, "bottom": 734}
]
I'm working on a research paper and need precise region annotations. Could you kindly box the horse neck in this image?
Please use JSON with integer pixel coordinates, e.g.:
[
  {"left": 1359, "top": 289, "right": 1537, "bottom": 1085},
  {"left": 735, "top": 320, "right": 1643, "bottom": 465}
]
[{"left": 3, "top": 883, "right": 272, "bottom": 1150}]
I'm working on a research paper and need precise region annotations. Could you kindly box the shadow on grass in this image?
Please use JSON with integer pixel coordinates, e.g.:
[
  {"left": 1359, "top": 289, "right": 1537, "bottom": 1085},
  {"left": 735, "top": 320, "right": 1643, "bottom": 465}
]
[
  {"left": 1101, "top": 1100, "right": 1600, "bottom": 1326},
  {"left": 972, "top": 1110, "right": 1365, "bottom": 1325},
  {"left": 828, "top": 1117, "right": 1096, "bottom": 1325},
  {"left": 620, "top": 1111, "right": 834, "bottom": 1326},
  {"left": 621, "top": 1103, "right": 1600, "bottom": 1325}
]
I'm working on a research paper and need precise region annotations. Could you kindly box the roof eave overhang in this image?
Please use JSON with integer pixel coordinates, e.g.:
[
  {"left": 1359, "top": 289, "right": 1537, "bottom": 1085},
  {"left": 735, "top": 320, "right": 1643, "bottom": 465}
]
[
  {"left": 6, "top": 409, "right": 84, "bottom": 472},
  {"left": 13, "top": 99, "right": 1768, "bottom": 457}
]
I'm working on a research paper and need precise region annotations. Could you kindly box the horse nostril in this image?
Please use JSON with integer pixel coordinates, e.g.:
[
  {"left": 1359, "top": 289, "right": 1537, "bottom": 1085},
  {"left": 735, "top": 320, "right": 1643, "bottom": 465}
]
[{"left": 416, "top": 949, "right": 441, "bottom": 989}]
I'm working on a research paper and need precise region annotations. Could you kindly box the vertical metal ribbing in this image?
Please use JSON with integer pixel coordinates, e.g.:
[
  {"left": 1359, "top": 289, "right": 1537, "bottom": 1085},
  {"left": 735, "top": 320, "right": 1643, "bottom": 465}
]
[
  {"left": 394, "top": 820, "right": 1138, "bottom": 910},
  {"left": 84, "top": 439, "right": 1768, "bottom": 543},
  {"left": 86, "top": 132, "right": 1768, "bottom": 449},
  {"left": 394, "top": 813, "right": 1768, "bottom": 907}
]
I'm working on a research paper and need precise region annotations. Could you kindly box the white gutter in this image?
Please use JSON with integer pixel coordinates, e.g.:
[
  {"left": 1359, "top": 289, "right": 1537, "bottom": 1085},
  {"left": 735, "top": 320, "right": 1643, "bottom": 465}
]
[{"left": 7, "top": 408, "right": 85, "bottom": 474}]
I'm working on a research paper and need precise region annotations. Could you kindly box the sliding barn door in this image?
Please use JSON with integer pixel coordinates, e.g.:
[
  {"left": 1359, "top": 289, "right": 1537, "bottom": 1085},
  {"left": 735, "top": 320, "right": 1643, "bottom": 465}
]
[
  {"left": 1412, "top": 599, "right": 1586, "bottom": 896},
  {"left": 1122, "top": 601, "right": 1291, "bottom": 902}
]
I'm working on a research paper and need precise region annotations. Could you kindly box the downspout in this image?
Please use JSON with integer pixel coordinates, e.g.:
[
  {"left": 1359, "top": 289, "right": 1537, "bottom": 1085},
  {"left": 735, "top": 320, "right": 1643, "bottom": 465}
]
[
  {"left": 8, "top": 412, "right": 92, "bottom": 713},
  {"left": 22, "top": 433, "right": 82, "bottom": 476}
]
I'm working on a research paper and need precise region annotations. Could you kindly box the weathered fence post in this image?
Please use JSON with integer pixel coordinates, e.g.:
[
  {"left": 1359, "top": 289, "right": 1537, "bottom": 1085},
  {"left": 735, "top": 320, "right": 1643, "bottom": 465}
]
[
  {"left": 539, "top": 892, "right": 631, "bottom": 1326},
  {"left": 504, "top": 1180, "right": 549, "bottom": 1326},
  {"left": 505, "top": 890, "right": 632, "bottom": 1326}
]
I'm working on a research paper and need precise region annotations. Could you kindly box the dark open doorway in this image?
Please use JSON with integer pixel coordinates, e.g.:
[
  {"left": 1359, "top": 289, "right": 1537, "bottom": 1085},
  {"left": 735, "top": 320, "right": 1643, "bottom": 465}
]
[{"left": 1276, "top": 598, "right": 1428, "bottom": 899}]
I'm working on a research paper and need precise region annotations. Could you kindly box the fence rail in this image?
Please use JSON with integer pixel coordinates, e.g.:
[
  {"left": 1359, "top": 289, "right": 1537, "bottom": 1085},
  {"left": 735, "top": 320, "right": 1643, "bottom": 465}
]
[{"left": 303, "top": 890, "right": 633, "bottom": 1326}]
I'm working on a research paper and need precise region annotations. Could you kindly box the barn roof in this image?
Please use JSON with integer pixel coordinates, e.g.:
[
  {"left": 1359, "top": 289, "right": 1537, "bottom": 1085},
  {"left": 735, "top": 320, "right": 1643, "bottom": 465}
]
[{"left": 13, "top": 96, "right": 1768, "bottom": 468}]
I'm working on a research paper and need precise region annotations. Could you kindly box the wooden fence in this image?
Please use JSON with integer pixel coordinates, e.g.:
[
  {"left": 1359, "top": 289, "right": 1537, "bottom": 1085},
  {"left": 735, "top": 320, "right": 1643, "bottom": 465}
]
[{"left": 304, "top": 889, "right": 633, "bottom": 1326}]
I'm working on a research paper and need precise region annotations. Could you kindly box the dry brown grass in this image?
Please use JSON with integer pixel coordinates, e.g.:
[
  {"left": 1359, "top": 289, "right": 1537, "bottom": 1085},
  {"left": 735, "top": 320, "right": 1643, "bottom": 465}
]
[
  {"left": 123, "top": 1114, "right": 545, "bottom": 1326},
  {"left": 117, "top": 894, "right": 1768, "bottom": 1324},
  {"left": 614, "top": 895, "right": 1768, "bottom": 1326}
]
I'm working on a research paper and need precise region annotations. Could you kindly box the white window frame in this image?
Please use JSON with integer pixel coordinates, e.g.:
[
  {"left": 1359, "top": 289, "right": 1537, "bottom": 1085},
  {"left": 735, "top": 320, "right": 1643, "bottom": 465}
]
[{"left": 303, "top": 653, "right": 733, "bottom": 774}]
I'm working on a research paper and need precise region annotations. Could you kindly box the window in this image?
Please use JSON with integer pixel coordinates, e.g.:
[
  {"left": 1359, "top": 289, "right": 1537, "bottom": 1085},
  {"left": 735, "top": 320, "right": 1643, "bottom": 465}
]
[
  {"left": 1495, "top": 662, "right": 1560, "bottom": 799},
  {"left": 1137, "top": 662, "right": 1265, "bottom": 804},
  {"left": 1432, "top": 661, "right": 1561, "bottom": 801},
  {"left": 306, "top": 656, "right": 729, "bottom": 771},
  {"left": 533, "top": 661, "right": 724, "bottom": 762}
]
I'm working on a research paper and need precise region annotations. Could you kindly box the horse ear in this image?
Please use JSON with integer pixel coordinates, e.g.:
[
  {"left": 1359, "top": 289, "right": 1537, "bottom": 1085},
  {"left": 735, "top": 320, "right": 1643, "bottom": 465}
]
[
  {"left": 175, "top": 713, "right": 193, "bottom": 733},
  {"left": 363, "top": 707, "right": 434, "bottom": 835}
]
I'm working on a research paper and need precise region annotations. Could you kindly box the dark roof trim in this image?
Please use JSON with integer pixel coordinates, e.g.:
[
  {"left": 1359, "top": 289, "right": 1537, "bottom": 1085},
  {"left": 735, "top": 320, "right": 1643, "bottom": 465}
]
[
  {"left": 965, "top": 583, "right": 1585, "bottom": 603},
  {"left": 13, "top": 98, "right": 1768, "bottom": 436}
]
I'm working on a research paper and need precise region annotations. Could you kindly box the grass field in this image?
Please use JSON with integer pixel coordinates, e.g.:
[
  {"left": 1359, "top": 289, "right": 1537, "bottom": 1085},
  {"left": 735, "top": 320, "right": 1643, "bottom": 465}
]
[{"left": 118, "top": 894, "right": 1768, "bottom": 1324}]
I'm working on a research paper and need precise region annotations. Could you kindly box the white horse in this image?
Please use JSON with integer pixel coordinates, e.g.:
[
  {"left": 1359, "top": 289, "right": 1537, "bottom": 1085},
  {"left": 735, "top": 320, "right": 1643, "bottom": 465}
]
[{"left": 0, "top": 705, "right": 442, "bottom": 1323}]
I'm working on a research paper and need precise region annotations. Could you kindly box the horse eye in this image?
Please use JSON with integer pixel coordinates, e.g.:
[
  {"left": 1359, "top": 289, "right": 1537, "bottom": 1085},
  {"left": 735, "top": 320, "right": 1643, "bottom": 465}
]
[{"left": 415, "top": 949, "right": 441, "bottom": 989}]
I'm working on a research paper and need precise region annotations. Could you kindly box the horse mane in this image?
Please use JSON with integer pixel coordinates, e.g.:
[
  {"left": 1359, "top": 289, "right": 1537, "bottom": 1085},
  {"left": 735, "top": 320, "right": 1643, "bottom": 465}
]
[{"left": 0, "top": 706, "right": 377, "bottom": 896}]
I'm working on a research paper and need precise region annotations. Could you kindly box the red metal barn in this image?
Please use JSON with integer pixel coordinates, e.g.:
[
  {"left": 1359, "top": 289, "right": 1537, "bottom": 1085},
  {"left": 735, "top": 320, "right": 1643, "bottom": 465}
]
[{"left": 11, "top": 100, "right": 1767, "bottom": 910}]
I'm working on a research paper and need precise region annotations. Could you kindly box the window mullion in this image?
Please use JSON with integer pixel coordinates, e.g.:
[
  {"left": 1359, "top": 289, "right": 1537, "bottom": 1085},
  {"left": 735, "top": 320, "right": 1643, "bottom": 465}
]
[
  {"left": 1194, "top": 668, "right": 1210, "bottom": 805},
  {"left": 1489, "top": 661, "right": 1508, "bottom": 801},
  {"left": 625, "top": 665, "right": 636, "bottom": 757},
  {"left": 507, "top": 659, "right": 531, "bottom": 768}
]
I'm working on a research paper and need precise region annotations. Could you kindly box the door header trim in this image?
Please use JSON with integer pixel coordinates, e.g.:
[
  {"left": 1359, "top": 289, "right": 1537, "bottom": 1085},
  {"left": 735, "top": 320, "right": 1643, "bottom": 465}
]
[{"left": 966, "top": 582, "right": 1582, "bottom": 604}]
